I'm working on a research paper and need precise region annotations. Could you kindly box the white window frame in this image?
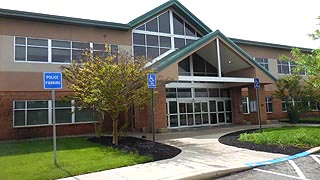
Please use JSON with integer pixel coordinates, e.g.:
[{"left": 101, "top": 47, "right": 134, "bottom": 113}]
[
  {"left": 242, "top": 97, "right": 250, "bottom": 114},
  {"left": 265, "top": 96, "right": 273, "bottom": 113},
  {"left": 277, "top": 59, "right": 306, "bottom": 75},
  {"left": 254, "top": 57, "right": 269, "bottom": 70}
]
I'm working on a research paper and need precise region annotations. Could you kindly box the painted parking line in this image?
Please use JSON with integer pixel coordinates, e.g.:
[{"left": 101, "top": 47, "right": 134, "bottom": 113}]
[
  {"left": 310, "top": 155, "right": 320, "bottom": 165},
  {"left": 288, "top": 160, "right": 307, "bottom": 180},
  {"left": 253, "top": 168, "right": 308, "bottom": 180}
]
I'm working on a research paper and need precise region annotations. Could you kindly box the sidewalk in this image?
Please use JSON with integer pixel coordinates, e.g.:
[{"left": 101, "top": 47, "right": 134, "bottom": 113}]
[{"left": 59, "top": 123, "right": 289, "bottom": 180}]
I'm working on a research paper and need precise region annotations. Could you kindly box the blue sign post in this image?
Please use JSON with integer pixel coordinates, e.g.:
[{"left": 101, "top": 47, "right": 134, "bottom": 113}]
[
  {"left": 147, "top": 74, "right": 156, "bottom": 150},
  {"left": 253, "top": 78, "right": 262, "bottom": 133},
  {"left": 43, "top": 72, "right": 62, "bottom": 165}
]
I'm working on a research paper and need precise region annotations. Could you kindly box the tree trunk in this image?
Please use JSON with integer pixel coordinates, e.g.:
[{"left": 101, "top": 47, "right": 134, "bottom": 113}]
[
  {"left": 111, "top": 113, "right": 119, "bottom": 145},
  {"left": 94, "top": 112, "right": 104, "bottom": 138}
]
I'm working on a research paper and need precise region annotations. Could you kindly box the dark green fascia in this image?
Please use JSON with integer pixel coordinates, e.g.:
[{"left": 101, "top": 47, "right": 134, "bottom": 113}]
[
  {"left": 231, "top": 38, "right": 313, "bottom": 52},
  {"left": 0, "top": 8, "right": 130, "bottom": 30},
  {"left": 153, "top": 30, "right": 277, "bottom": 82},
  {"left": 128, "top": 0, "right": 212, "bottom": 35}
]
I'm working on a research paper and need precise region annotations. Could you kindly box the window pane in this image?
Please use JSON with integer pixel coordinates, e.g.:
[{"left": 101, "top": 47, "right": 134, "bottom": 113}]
[
  {"left": 186, "top": 39, "right": 195, "bottom": 45},
  {"left": 173, "top": 13, "right": 184, "bottom": 35},
  {"left": 210, "top": 113, "right": 217, "bottom": 124},
  {"left": 55, "top": 101, "right": 71, "bottom": 107},
  {"left": 110, "top": 45, "right": 118, "bottom": 53},
  {"left": 174, "top": 38, "right": 185, "bottom": 49},
  {"left": 220, "top": 89, "right": 230, "bottom": 97},
  {"left": 15, "top": 101, "right": 25, "bottom": 109},
  {"left": 195, "top": 88, "right": 208, "bottom": 97},
  {"left": 136, "top": 24, "right": 145, "bottom": 31},
  {"left": 177, "top": 88, "right": 192, "bottom": 98},
  {"left": 178, "top": 58, "right": 190, "bottom": 75},
  {"left": 160, "top": 36, "right": 171, "bottom": 48},
  {"left": 15, "top": 37, "right": 26, "bottom": 45},
  {"left": 146, "top": 35, "right": 158, "bottom": 46},
  {"left": 226, "top": 112, "right": 232, "bottom": 123},
  {"left": 146, "top": 18, "right": 158, "bottom": 32},
  {"left": 194, "top": 103, "right": 201, "bottom": 113},
  {"left": 72, "top": 49, "right": 83, "bottom": 62},
  {"left": 75, "top": 108, "right": 94, "bottom": 122},
  {"left": 27, "top": 110, "right": 48, "bottom": 125},
  {"left": 93, "top": 43, "right": 106, "bottom": 51},
  {"left": 185, "top": 23, "right": 195, "bottom": 36},
  {"left": 187, "top": 103, "right": 193, "bottom": 113},
  {"left": 169, "top": 102, "right": 177, "bottom": 114},
  {"left": 180, "top": 114, "right": 187, "bottom": 126},
  {"left": 14, "top": 110, "right": 25, "bottom": 126},
  {"left": 52, "top": 48, "right": 71, "bottom": 63},
  {"left": 15, "top": 46, "right": 26, "bottom": 61},
  {"left": 52, "top": 40, "right": 70, "bottom": 48},
  {"left": 160, "top": 48, "right": 170, "bottom": 55},
  {"left": 179, "top": 103, "right": 186, "bottom": 113},
  {"left": 209, "top": 101, "right": 216, "bottom": 112},
  {"left": 56, "top": 109, "right": 72, "bottom": 123},
  {"left": 193, "top": 54, "right": 206, "bottom": 76},
  {"left": 281, "top": 66, "right": 289, "bottom": 74},
  {"left": 27, "top": 101, "right": 48, "bottom": 108},
  {"left": 166, "top": 88, "right": 176, "bottom": 98},
  {"left": 225, "top": 100, "right": 232, "bottom": 111},
  {"left": 147, "top": 47, "right": 159, "bottom": 59},
  {"left": 27, "top": 38, "right": 47, "bottom": 46},
  {"left": 209, "top": 89, "right": 219, "bottom": 97},
  {"left": 158, "top": 12, "right": 170, "bottom": 33},
  {"left": 27, "top": 47, "right": 48, "bottom": 62},
  {"left": 72, "top": 42, "right": 90, "bottom": 49},
  {"left": 169, "top": 115, "right": 178, "bottom": 127},
  {"left": 133, "top": 33, "right": 145, "bottom": 45},
  {"left": 133, "top": 46, "right": 146, "bottom": 59}
]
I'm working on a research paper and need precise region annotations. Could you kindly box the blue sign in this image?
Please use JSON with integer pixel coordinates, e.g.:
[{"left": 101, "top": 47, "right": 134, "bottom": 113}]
[
  {"left": 147, "top": 74, "right": 156, "bottom": 89},
  {"left": 43, "top": 72, "right": 63, "bottom": 89},
  {"left": 254, "top": 78, "right": 260, "bottom": 89}
]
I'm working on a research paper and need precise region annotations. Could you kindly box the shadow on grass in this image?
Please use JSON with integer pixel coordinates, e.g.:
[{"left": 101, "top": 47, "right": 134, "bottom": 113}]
[{"left": 56, "top": 164, "right": 80, "bottom": 180}]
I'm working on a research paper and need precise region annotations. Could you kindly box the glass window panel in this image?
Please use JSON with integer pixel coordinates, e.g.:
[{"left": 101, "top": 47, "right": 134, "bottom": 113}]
[
  {"left": 217, "top": 102, "right": 224, "bottom": 112},
  {"left": 146, "top": 18, "right": 158, "bottom": 32},
  {"left": 15, "top": 37, "right": 26, "bottom": 45},
  {"left": 158, "top": 12, "right": 170, "bottom": 33},
  {"left": 136, "top": 24, "right": 145, "bottom": 31},
  {"left": 220, "top": 89, "right": 230, "bottom": 97},
  {"left": 160, "top": 48, "right": 170, "bottom": 55},
  {"left": 72, "top": 49, "right": 84, "bottom": 62},
  {"left": 209, "top": 101, "right": 216, "bottom": 112},
  {"left": 173, "top": 13, "right": 184, "bottom": 35},
  {"left": 27, "top": 110, "right": 48, "bottom": 125},
  {"left": 75, "top": 108, "right": 94, "bottom": 122},
  {"left": 195, "top": 88, "right": 208, "bottom": 97},
  {"left": 179, "top": 103, "right": 186, "bottom": 113},
  {"left": 15, "top": 46, "right": 26, "bottom": 61},
  {"left": 15, "top": 101, "right": 25, "bottom": 109},
  {"left": 195, "top": 114, "right": 201, "bottom": 125},
  {"left": 27, "top": 38, "right": 47, "bottom": 46},
  {"left": 52, "top": 48, "right": 71, "bottom": 63},
  {"left": 174, "top": 38, "right": 185, "bottom": 49},
  {"left": 209, "top": 89, "right": 219, "bottom": 97},
  {"left": 146, "top": 35, "right": 158, "bottom": 46},
  {"left": 187, "top": 103, "right": 193, "bottom": 113},
  {"left": 225, "top": 100, "right": 232, "bottom": 111},
  {"left": 27, "top": 47, "right": 48, "bottom": 62},
  {"left": 202, "top": 102, "right": 208, "bottom": 112},
  {"left": 93, "top": 43, "right": 106, "bottom": 51},
  {"left": 56, "top": 109, "right": 72, "bottom": 123},
  {"left": 133, "top": 33, "right": 145, "bottom": 45},
  {"left": 177, "top": 88, "right": 192, "bottom": 98},
  {"left": 194, "top": 103, "right": 201, "bottom": 112},
  {"left": 187, "top": 114, "right": 194, "bottom": 125},
  {"left": 206, "top": 61, "right": 217, "bottom": 76},
  {"left": 14, "top": 110, "right": 25, "bottom": 126},
  {"left": 133, "top": 46, "right": 146, "bottom": 59},
  {"left": 52, "top": 40, "right": 70, "bottom": 48},
  {"left": 178, "top": 58, "right": 190, "bottom": 76},
  {"left": 55, "top": 101, "right": 71, "bottom": 107},
  {"left": 110, "top": 45, "right": 118, "bottom": 53},
  {"left": 281, "top": 66, "right": 290, "bottom": 74},
  {"left": 169, "top": 115, "right": 178, "bottom": 127},
  {"left": 218, "top": 113, "right": 225, "bottom": 123},
  {"left": 72, "top": 42, "right": 90, "bottom": 49},
  {"left": 147, "top": 47, "right": 159, "bottom": 59},
  {"left": 186, "top": 39, "right": 195, "bottom": 46},
  {"left": 169, "top": 101, "right": 177, "bottom": 114},
  {"left": 185, "top": 23, "right": 196, "bottom": 36},
  {"left": 202, "top": 114, "right": 209, "bottom": 124},
  {"left": 159, "top": 36, "right": 171, "bottom": 48},
  {"left": 226, "top": 112, "right": 232, "bottom": 123},
  {"left": 180, "top": 114, "right": 187, "bottom": 126},
  {"left": 210, "top": 113, "right": 217, "bottom": 124},
  {"left": 193, "top": 54, "right": 206, "bottom": 76},
  {"left": 166, "top": 88, "right": 176, "bottom": 98},
  {"left": 27, "top": 101, "right": 48, "bottom": 109}
]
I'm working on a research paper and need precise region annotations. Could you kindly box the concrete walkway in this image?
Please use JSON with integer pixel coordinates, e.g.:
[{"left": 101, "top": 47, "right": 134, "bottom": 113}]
[{"left": 59, "top": 123, "right": 289, "bottom": 180}]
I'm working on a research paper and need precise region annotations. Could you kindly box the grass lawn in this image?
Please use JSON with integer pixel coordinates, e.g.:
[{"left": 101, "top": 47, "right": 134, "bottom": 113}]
[
  {"left": 300, "top": 116, "right": 320, "bottom": 122},
  {"left": 0, "top": 137, "right": 152, "bottom": 180},
  {"left": 239, "top": 126, "right": 320, "bottom": 148}
]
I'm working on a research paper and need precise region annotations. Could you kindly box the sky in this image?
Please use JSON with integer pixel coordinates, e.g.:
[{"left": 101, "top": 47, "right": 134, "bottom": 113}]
[{"left": 1, "top": 0, "right": 319, "bottom": 49}]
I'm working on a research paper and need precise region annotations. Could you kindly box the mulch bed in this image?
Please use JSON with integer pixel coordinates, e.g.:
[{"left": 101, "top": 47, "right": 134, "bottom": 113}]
[
  {"left": 218, "top": 129, "right": 308, "bottom": 155},
  {"left": 89, "top": 136, "right": 181, "bottom": 161}
]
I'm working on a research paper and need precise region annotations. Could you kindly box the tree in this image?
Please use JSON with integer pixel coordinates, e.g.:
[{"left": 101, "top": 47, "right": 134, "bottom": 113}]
[{"left": 62, "top": 47, "right": 153, "bottom": 145}]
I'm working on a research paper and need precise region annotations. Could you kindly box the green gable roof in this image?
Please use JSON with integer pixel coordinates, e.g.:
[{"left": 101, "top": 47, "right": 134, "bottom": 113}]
[
  {"left": 0, "top": 8, "right": 130, "bottom": 30},
  {"left": 128, "top": 0, "right": 212, "bottom": 35},
  {"left": 153, "top": 30, "right": 277, "bottom": 82}
]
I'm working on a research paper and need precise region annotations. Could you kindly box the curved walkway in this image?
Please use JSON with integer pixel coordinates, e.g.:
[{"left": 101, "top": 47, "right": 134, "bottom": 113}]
[{"left": 59, "top": 123, "right": 308, "bottom": 180}]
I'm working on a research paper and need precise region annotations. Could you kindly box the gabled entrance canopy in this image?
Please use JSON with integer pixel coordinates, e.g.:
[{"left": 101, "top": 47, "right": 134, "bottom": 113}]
[{"left": 151, "top": 30, "right": 276, "bottom": 86}]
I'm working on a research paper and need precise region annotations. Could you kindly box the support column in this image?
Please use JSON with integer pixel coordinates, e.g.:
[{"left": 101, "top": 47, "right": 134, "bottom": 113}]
[
  {"left": 248, "top": 85, "right": 267, "bottom": 125},
  {"left": 230, "top": 87, "right": 243, "bottom": 124}
]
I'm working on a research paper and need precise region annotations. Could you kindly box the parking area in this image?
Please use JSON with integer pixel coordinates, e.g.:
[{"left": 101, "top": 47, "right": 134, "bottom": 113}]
[{"left": 216, "top": 153, "right": 320, "bottom": 180}]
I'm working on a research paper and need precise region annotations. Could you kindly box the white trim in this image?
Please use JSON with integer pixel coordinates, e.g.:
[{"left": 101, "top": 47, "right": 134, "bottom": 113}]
[
  {"left": 178, "top": 76, "right": 254, "bottom": 83},
  {"left": 48, "top": 100, "right": 52, "bottom": 124},
  {"left": 216, "top": 38, "right": 222, "bottom": 77},
  {"left": 48, "top": 39, "right": 52, "bottom": 63},
  {"left": 166, "top": 82, "right": 225, "bottom": 88}
]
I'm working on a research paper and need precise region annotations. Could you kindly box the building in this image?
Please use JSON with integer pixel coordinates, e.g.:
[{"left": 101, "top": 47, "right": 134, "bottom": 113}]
[{"left": 0, "top": 0, "right": 316, "bottom": 140}]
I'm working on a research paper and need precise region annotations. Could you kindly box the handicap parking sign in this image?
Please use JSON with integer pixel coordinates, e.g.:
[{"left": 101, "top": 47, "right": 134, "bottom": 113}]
[{"left": 147, "top": 74, "right": 156, "bottom": 89}]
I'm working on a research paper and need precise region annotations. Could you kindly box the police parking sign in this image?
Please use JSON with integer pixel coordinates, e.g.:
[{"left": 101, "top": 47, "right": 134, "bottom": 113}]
[{"left": 43, "top": 72, "right": 63, "bottom": 89}]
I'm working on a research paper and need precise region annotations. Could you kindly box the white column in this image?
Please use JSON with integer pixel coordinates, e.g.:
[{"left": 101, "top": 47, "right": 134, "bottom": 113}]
[{"left": 216, "top": 38, "right": 222, "bottom": 77}]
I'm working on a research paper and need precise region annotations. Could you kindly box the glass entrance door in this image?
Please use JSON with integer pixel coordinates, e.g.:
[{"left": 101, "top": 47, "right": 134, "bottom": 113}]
[{"left": 217, "top": 100, "right": 226, "bottom": 123}]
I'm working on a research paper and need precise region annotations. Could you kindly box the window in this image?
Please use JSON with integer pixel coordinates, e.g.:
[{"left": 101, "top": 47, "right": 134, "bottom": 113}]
[
  {"left": 277, "top": 60, "right": 306, "bottom": 75},
  {"left": 93, "top": 43, "right": 119, "bottom": 58},
  {"left": 15, "top": 37, "right": 48, "bottom": 62},
  {"left": 13, "top": 100, "right": 95, "bottom": 127},
  {"left": 242, "top": 97, "right": 250, "bottom": 114},
  {"left": 132, "top": 10, "right": 201, "bottom": 60},
  {"left": 281, "top": 97, "right": 294, "bottom": 112},
  {"left": 255, "top": 58, "right": 269, "bottom": 70},
  {"left": 265, "top": 96, "right": 273, "bottom": 113},
  {"left": 52, "top": 40, "right": 71, "bottom": 63}
]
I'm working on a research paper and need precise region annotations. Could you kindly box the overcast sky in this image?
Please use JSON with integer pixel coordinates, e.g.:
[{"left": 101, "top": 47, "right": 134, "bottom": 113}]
[{"left": 1, "top": 0, "right": 319, "bottom": 49}]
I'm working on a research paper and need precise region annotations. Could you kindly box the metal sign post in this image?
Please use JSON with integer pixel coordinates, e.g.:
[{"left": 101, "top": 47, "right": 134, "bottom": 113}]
[
  {"left": 254, "top": 78, "right": 262, "bottom": 133},
  {"left": 147, "top": 74, "right": 156, "bottom": 150},
  {"left": 43, "top": 72, "right": 62, "bottom": 165}
]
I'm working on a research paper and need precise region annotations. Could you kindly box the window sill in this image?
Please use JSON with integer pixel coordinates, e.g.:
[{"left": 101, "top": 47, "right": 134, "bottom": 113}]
[{"left": 13, "top": 121, "right": 98, "bottom": 128}]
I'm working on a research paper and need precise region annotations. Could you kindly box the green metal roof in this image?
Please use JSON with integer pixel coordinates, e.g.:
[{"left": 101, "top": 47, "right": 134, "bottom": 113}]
[
  {"left": 231, "top": 38, "right": 313, "bottom": 52},
  {"left": 153, "top": 30, "right": 277, "bottom": 82},
  {"left": 0, "top": 8, "right": 130, "bottom": 30},
  {"left": 128, "top": 0, "right": 212, "bottom": 35}
]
